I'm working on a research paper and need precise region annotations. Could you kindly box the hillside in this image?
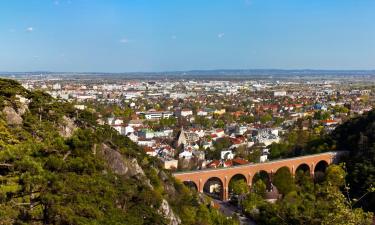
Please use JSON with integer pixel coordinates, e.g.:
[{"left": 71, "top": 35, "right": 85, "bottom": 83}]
[
  {"left": 0, "top": 78, "right": 237, "bottom": 225},
  {"left": 302, "top": 108, "right": 375, "bottom": 212},
  {"left": 329, "top": 110, "right": 375, "bottom": 212}
]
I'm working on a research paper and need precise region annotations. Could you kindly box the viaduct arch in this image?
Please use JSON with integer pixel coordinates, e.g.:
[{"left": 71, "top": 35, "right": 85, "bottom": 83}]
[{"left": 173, "top": 152, "right": 342, "bottom": 201}]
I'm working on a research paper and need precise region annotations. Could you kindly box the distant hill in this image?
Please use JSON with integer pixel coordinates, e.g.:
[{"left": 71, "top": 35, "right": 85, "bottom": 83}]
[{"left": 2, "top": 69, "right": 375, "bottom": 80}]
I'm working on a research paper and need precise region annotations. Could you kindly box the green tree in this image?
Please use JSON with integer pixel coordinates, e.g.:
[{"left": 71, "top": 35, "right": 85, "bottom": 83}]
[
  {"left": 321, "top": 186, "right": 373, "bottom": 225},
  {"left": 260, "top": 113, "right": 272, "bottom": 124},
  {"left": 252, "top": 179, "right": 267, "bottom": 197},
  {"left": 229, "top": 179, "right": 249, "bottom": 196},
  {"left": 325, "top": 164, "right": 346, "bottom": 187},
  {"left": 273, "top": 167, "right": 294, "bottom": 195},
  {"left": 216, "top": 119, "right": 225, "bottom": 128}
]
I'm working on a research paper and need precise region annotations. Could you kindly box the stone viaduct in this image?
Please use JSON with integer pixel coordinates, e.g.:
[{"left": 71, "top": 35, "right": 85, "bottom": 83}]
[{"left": 173, "top": 151, "right": 343, "bottom": 201}]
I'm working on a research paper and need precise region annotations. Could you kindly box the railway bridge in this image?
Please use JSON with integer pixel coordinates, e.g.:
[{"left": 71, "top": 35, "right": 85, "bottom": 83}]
[{"left": 173, "top": 152, "right": 344, "bottom": 201}]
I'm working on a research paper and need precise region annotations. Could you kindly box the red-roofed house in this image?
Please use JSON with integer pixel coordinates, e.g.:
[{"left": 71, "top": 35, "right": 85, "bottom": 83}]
[{"left": 206, "top": 160, "right": 221, "bottom": 168}]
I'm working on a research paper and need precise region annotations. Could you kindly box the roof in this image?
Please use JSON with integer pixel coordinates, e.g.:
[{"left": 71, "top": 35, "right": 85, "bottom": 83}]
[
  {"left": 224, "top": 160, "right": 233, "bottom": 167},
  {"left": 323, "top": 119, "right": 336, "bottom": 123},
  {"left": 230, "top": 138, "right": 243, "bottom": 145},
  {"left": 207, "top": 160, "right": 221, "bottom": 168},
  {"left": 232, "top": 158, "right": 249, "bottom": 165},
  {"left": 144, "top": 147, "right": 154, "bottom": 153}
]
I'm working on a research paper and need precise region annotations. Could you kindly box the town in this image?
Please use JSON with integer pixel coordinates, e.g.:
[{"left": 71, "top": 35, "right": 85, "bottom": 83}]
[{"left": 16, "top": 74, "right": 374, "bottom": 173}]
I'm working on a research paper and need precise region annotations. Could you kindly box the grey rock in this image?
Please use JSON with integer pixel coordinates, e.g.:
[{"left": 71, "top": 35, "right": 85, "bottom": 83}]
[
  {"left": 158, "top": 199, "right": 181, "bottom": 225},
  {"left": 100, "top": 144, "right": 129, "bottom": 175},
  {"left": 2, "top": 106, "right": 23, "bottom": 125},
  {"left": 58, "top": 116, "right": 77, "bottom": 138}
]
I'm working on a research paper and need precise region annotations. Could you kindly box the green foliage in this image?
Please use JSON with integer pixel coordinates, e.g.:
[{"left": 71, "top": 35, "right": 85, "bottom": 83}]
[
  {"left": 159, "top": 117, "right": 177, "bottom": 128},
  {"left": 241, "top": 165, "right": 373, "bottom": 225},
  {"left": 170, "top": 179, "right": 238, "bottom": 225},
  {"left": 239, "top": 115, "right": 255, "bottom": 124},
  {"left": 229, "top": 178, "right": 249, "bottom": 196},
  {"left": 273, "top": 167, "right": 294, "bottom": 195},
  {"left": 213, "top": 137, "right": 232, "bottom": 151},
  {"left": 260, "top": 113, "right": 272, "bottom": 124},
  {"left": 195, "top": 116, "right": 212, "bottom": 128},
  {"left": 333, "top": 105, "right": 349, "bottom": 114},
  {"left": 325, "top": 164, "right": 346, "bottom": 187},
  {"left": 322, "top": 110, "right": 375, "bottom": 211},
  {"left": 215, "top": 119, "right": 225, "bottom": 128},
  {"left": 0, "top": 79, "right": 239, "bottom": 225},
  {"left": 314, "top": 110, "right": 330, "bottom": 120},
  {"left": 252, "top": 180, "right": 266, "bottom": 197},
  {"left": 269, "top": 142, "right": 289, "bottom": 159},
  {"left": 319, "top": 185, "right": 373, "bottom": 225},
  {"left": 0, "top": 78, "right": 29, "bottom": 104}
]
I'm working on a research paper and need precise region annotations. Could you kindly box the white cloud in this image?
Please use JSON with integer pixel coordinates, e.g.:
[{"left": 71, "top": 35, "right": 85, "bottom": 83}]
[
  {"left": 217, "top": 33, "right": 225, "bottom": 38},
  {"left": 26, "top": 27, "right": 34, "bottom": 32}
]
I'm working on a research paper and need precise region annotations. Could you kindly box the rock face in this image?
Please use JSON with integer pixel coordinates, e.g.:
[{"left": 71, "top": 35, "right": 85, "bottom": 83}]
[
  {"left": 15, "top": 95, "right": 29, "bottom": 116},
  {"left": 100, "top": 144, "right": 129, "bottom": 176},
  {"left": 17, "top": 104, "right": 28, "bottom": 116},
  {"left": 158, "top": 199, "right": 181, "bottom": 225},
  {"left": 100, "top": 144, "right": 181, "bottom": 224},
  {"left": 125, "top": 158, "right": 145, "bottom": 177},
  {"left": 58, "top": 116, "right": 77, "bottom": 138},
  {"left": 100, "top": 144, "right": 145, "bottom": 178},
  {"left": 2, "top": 106, "right": 23, "bottom": 125}
]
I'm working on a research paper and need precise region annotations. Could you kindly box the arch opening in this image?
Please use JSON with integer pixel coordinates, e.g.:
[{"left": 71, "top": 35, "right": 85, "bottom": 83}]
[
  {"left": 314, "top": 160, "right": 329, "bottom": 182},
  {"left": 295, "top": 163, "right": 311, "bottom": 184},
  {"left": 228, "top": 174, "right": 248, "bottom": 201},
  {"left": 252, "top": 170, "right": 271, "bottom": 190},
  {"left": 183, "top": 181, "right": 198, "bottom": 192},
  {"left": 203, "top": 177, "right": 223, "bottom": 200},
  {"left": 295, "top": 163, "right": 310, "bottom": 175},
  {"left": 273, "top": 166, "right": 293, "bottom": 195}
]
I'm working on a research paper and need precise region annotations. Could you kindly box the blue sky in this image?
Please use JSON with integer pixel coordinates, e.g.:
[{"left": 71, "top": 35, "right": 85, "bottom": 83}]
[{"left": 0, "top": 0, "right": 374, "bottom": 72}]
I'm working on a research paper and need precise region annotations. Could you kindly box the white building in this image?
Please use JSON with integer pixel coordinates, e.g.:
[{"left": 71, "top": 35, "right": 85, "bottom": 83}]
[
  {"left": 74, "top": 105, "right": 86, "bottom": 110},
  {"left": 274, "top": 91, "right": 287, "bottom": 97},
  {"left": 162, "top": 159, "right": 178, "bottom": 170},
  {"left": 179, "top": 109, "right": 193, "bottom": 117},
  {"left": 52, "top": 83, "right": 61, "bottom": 90},
  {"left": 179, "top": 150, "right": 193, "bottom": 159},
  {"left": 127, "top": 133, "right": 138, "bottom": 142},
  {"left": 197, "top": 110, "right": 208, "bottom": 116},
  {"left": 144, "top": 111, "right": 173, "bottom": 120},
  {"left": 221, "top": 150, "right": 235, "bottom": 160},
  {"left": 137, "top": 139, "right": 155, "bottom": 147},
  {"left": 260, "top": 155, "right": 268, "bottom": 163},
  {"left": 235, "top": 125, "right": 248, "bottom": 135}
]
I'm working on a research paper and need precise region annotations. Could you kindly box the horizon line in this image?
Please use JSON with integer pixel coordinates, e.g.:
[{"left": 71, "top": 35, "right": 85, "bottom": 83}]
[{"left": 1, "top": 68, "right": 375, "bottom": 74}]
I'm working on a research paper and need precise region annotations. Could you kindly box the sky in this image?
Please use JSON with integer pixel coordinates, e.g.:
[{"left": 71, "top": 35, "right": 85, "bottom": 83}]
[{"left": 0, "top": 0, "right": 374, "bottom": 72}]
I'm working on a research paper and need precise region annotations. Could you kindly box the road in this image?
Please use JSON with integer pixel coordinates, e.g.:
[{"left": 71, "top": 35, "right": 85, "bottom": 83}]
[{"left": 213, "top": 200, "right": 256, "bottom": 225}]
